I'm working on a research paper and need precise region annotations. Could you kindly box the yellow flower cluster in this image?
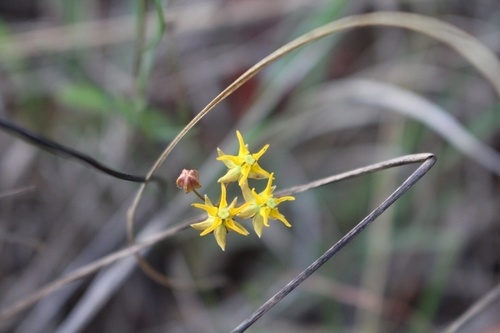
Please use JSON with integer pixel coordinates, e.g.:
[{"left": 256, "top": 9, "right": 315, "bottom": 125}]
[{"left": 190, "top": 130, "right": 295, "bottom": 250}]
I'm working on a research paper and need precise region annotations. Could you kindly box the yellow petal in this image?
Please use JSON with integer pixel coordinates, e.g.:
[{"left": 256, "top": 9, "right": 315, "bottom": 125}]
[
  {"left": 238, "top": 164, "right": 252, "bottom": 186},
  {"left": 263, "top": 173, "right": 274, "bottom": 197},
  {"left": 275, "top": 196, "right": 295, "bottom": 204},
  {"left": 228, "top": 197, "right": 238, "bottom": 210},
  {"left": 236, "top": 130, "right": 250, "bottom": 156},
  {"left": 190, "top": 217, "right": 215, "bottom": 231},
  {"left": 219, "top": 183, "right": 228, "bottom": 208},
  {"left": 237, "top": 202, "right": 259, "bottom": 219},
  {"left": 260, "top": 206, "right": 271, "bottom": 227},
  {"left": 205, "top": 195, "right": 215, "bottom": 207},
  {"left": 214, "top": 225, "right": 227, "bottom": 251},
  {"left": 218, "top": 166, "right": 241, "bottom": 183},
  {"left": 251, "top": 189, "right": 266, "bottom": 206},
  {"left": 200, "top": 217, "right": 222, "bottom": 236},
  {"left": 252, "top": 144, "right": 269, "bottom": 160},
  {"left": 225, "top": 219, "right": 249, "bottom": 235},
  {"left": 217, "top": 155, "right": 244, "bottom": 166},
  {"left": 217, "top": 148, "right": 236, "bottom": 168},
  {"left": 269, "top": 208, "right": 292, "bottom": 227},
  {"left": 252, "top": 214, "right": 264, "bottom": 237},
  {"left": 240, "top": 181, "right": 254, "bottom": 203},
  {"left": 249, "top": 162, "right": 271, "bottom": 179},
  {"left": 192, "top": 203, "right": 218, "bottom": 216}
]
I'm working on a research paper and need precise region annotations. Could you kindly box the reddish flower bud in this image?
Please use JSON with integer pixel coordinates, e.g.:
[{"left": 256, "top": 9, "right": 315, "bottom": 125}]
[{"left": 176, "top": 169, "right": 201, "bottom": 193}]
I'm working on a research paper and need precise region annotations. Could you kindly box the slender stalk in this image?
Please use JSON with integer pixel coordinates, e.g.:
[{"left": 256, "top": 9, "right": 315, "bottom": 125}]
[
  {"left": 132, "top": 0, "right": 148, "bottom": 80},
  {"left": 354, "top": 115, "right": 405, "bottom": 333},
  {"left": 192, "top": 188, "right": 204, "bottom": 201}
]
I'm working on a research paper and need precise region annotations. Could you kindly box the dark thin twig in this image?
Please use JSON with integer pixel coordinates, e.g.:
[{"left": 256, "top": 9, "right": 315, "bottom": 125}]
[
  {"left": 192, "top": 188, "right": 205, "bottom": 201},
  {"left": 230, "top": 154, "right": 436, "bottom": 333},
  {"left": 443, "top": 282, "right": 500, "bottom": 333},
  {"left": 0, "top": 117, "right": 165, "bottom": 187}
]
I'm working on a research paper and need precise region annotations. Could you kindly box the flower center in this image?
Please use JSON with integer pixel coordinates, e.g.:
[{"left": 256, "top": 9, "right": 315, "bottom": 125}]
[
  {"left": 218, "top": 207, "right": 230, "bottom": 219},
  {"left": 244, "top": 154, "right": 255, "bottom": 165},
  {"left": 266, "top": 197, "right": 277, "bottom": 209}
]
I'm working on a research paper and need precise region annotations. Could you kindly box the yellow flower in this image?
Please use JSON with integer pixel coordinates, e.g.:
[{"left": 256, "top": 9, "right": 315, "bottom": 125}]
[
  {"left": 191, "top": 183, "right": 249, "bottom": 250},
  {"left": 217, "top": 130, "right": 271, "bottom": 186},
  {"left": 237, "top": 173, "right": 295, "bottom": 237}
]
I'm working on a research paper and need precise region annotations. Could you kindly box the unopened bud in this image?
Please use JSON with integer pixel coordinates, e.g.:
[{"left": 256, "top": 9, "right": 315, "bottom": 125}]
[{"left": 176, "top": 169, "right": 201, "bottom": 193}]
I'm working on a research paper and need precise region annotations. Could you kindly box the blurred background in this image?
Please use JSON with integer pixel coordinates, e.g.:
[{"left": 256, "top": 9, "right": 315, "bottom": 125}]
[{"left": 1, "top": 0, "right": 500, "bottom": 332}]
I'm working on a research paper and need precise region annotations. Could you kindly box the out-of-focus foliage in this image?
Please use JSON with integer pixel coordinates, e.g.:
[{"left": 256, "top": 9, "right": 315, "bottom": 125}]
[{"left": 1, "top": 1, "right": 500, "bottom": 333}]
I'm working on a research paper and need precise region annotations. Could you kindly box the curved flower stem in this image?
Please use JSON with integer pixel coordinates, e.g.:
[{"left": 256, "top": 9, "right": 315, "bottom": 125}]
[{"left": 230, "top": 154, "right": 436, "bottom": 333}]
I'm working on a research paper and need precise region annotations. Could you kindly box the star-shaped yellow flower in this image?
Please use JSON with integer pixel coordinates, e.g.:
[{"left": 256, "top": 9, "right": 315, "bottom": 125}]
[
  {"left": 217, "top": 130, "right": 271, "bottom": 186},
  {"left": 191, "top": 183, "right": 249, "bottom": 250},
  {"left": 237, "top": 173, "right": 295, "bottom": 237}
]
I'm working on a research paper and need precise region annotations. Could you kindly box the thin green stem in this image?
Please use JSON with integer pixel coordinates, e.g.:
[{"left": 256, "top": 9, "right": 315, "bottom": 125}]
[
  {"left": 133, "top": 0, "right": 147, "bottom": 80},
  {"left": 192, "top": 188, "right": 204, "bottom": 201}
]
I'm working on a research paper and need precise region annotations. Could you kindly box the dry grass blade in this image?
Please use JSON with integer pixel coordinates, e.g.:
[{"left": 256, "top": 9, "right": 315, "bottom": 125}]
[
  {"left": 127, "top": 11, "right": 500, "bottom": 260},
  {"left": 277, "top": 153, "right": 434, "bottom": 197},
  {"left": 443, "top": 282, "right": 500, "bottom": 333},
  {"left": 315, "top": 79, "right": 500, "bottom": 175},
  {"left": 231, "top": 154, "right": 437, "bottom": 333}
]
